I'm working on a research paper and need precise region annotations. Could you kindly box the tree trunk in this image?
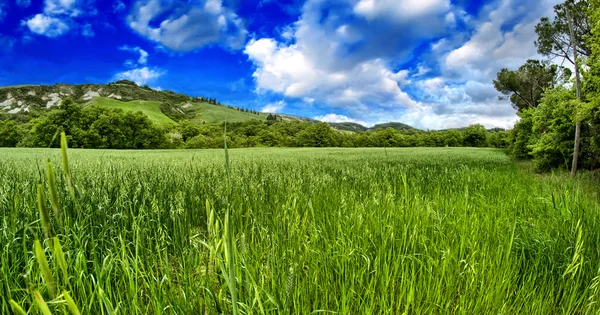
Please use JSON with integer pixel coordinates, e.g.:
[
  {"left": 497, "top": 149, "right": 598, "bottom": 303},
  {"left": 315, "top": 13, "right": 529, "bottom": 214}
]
[{"left": 567, "top": 9, "right": 582, "bottom": 177}]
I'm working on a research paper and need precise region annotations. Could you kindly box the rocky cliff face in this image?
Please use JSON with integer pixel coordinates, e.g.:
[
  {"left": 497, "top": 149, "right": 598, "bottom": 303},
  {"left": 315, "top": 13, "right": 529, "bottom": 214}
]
[{"left": 0, "top": 82, "right": 189, "bottom": 114}]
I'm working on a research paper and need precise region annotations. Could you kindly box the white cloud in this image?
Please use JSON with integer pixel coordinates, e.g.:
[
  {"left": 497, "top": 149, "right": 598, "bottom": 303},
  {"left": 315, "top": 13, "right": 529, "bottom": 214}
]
[
  {"left": 315, "top": 114, "right": 368, "bottom": 127},
  {"left": 261, "top": 100, "right": 286, "bottom": 113},
  {"left": 114, "top": 67, "right": 164, "bottom": 85},
  {"left": 23, "top": 14, "right": 70, "bottom": 37},
  {"left": 119, "top": 45, "right": 149, "bottom": 65},
  {"left": 44, "top": 0, "right": 80, "bottom": 16},
  {"left": 127, "top": 0, "right": 248, "bottom": 51},
  {"left": 245, "top": 0, "right": 561, "bottom": 130},
  {"left": 413, "top": 65, "right": 431, "bottom": 77},
  {"left": 354, "top": 0, "right": 450, "bottom": 21},
  {"left": 245, "top": 38, "right": 418, "bottom": 110}
]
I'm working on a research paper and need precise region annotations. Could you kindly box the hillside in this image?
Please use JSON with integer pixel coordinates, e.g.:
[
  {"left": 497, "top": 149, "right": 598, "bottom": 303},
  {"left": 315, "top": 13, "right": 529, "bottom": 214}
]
[
  {"left": 370, "top": 122, "right": 416, "bottom": 131},
  {"left": 0, "top": 81, "right": 418, "bottom": 131},
  {"left": 88, "top": 97, "right": 177, "bottom": 125},
  {"left": 329, "top": 122, "right": 369, "bottom": 132}
]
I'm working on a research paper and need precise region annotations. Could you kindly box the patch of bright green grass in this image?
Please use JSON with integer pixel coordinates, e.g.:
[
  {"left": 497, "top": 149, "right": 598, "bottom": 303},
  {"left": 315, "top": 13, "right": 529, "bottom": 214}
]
[
  {"left": 88, "top": 97, "right": 177, "bottom": 125},
  {"left": 1, "top": 147, "right": 599, "bottom": 313},
  {"left": 190, "top": 101, "right": 267, "bottom": 124}
]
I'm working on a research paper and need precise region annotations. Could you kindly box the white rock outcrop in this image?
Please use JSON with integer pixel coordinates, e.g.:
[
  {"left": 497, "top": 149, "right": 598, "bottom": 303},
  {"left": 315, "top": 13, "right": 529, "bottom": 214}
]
[
  {"left": 0, "top": 93, "right": 15, "bottom": 107},
  {"left": 46, "top": 93, "right": 62, "bottom": 108},
  {"left": 82, "top": 90, "right": 101, "bottom": 101},
  {"left": 108, "top": 93, "right": 122, "bottom": 100}
]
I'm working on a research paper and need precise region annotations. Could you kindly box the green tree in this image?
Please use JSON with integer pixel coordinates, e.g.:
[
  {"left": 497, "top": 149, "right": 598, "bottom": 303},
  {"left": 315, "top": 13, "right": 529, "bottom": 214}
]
[
  {"left": 0, "top": 120, "right": 20, "bottom": 147},
  {"left": 297, "top": 122, "right": 337, "bottom": 147},
  {"left": 493, "top": 59, "right": 568, "bottom": 112},
  {"left": 463, "top": 124, "right": 488, "bottom": 147},
  {"left": 535, "top": 0, "right": 591, "bottom": 63}
]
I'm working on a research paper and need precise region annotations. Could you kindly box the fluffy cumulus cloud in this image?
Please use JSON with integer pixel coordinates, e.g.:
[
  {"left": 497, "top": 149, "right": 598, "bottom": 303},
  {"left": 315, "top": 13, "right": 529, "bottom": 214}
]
[
  {"left": 402, "top": 0, "right": 563, "bottom": 129},
  {"left": 261, "top": 100, "right": 286, "bottom": 113},
  {"left": 244, "top": 0, "right": 451, "bottom": 128},
  {"left": 244, "top": 0, "right": 563, "bottom": 129},
  {"left": 115, "top": 45, "right": 163, "bottom": 85},
  {"left": 22, "top": 0, "right": 96, "bottom": 37},
  {"left": 114, "top": 67, "right": 164, "bottom": 85},
  {"left": 23, "top": 14, "right": 70, "bottom": 37},
  {"left": 127, "top": 0, "right": 248, "bottom": 51}
]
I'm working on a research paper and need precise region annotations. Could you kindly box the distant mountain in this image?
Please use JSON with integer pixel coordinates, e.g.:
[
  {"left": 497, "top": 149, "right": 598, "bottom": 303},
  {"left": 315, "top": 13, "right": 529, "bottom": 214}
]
[
  {"left": 370, "top": 122, "right": 416, "bottom": 131},
  {"left": 329, "top": 122, "right": 369, "bottom": 132}
]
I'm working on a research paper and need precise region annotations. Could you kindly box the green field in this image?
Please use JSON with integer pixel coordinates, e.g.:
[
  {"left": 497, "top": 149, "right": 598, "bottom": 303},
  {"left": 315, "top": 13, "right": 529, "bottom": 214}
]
[
  {"left": 89, "top": 97, "right": 268, "bottom": 126},
  {"left": 88, "top": 97, "right": 177, "bottom": 125},
  {"left": 1, "top": 147, "right": 599, "bottom": 313}
]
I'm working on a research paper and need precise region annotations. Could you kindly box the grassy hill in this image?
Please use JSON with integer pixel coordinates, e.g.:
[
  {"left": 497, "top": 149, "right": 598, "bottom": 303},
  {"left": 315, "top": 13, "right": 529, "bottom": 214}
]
[
  {"left": 188, "top": 102, "right": 267, "bottom": 124},
  {"left": 0, "top": 81, "right": 420, "bottom": 130},
  {"left": 88, "top": 97, "right": 270, "bottom": 126},
  {"left": 88, "top": 97, "right": 177, "bottom": 125}
]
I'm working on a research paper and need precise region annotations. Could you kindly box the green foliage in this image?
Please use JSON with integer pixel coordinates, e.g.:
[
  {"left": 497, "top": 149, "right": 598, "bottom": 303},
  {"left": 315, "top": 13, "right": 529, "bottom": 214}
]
[
  {"left": 463, "top": 124, "right": 488, "bottom": 147},
  {"left": 19, "top": 99, "right": 167, "bottom": 149},
  {"left": 0, "top": 120, "right": 20, "bottom": 147},
  {"left": 529, "top": 88, "right": 578, "bottom": 172},
  {"left": 535, "top": 0, "right": 591, "bottom": 62},
  {"left": 494, "top": 59, "right": 567, "bottom": 111},
  {"left": 508, "top": 110, "right": 534, "bottom": 160},
  {"left": 296, "top": 122, "right": 337, "bottom": 147}
]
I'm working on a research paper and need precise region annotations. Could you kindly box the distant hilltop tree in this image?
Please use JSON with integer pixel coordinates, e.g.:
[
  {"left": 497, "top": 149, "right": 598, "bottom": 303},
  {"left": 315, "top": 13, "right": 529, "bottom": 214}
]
[{"left": 112, "top": 80, "right": 138, "bottom": 87}]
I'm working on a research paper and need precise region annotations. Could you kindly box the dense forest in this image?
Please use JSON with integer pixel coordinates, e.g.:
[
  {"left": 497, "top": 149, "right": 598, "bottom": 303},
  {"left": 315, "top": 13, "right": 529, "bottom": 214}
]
[
  {"left": 495, "top": 0, "right": 600, "bottom": 172},
  {"left": 0, "top": 98, "right": 508, "bottom": 149}
]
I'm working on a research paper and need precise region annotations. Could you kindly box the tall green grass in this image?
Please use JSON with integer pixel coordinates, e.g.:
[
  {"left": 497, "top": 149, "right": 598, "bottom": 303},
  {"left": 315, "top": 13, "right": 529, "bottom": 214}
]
[{"left": 1, "top": 146, "right": 599, "bottom": 313}]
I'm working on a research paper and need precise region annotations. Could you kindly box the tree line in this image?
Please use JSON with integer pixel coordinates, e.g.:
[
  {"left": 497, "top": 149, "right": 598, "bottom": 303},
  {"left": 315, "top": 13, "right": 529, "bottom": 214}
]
[
  {"left": 494, "top": 0, "right": 600, "bottom": 173},
  {"left": 0, "top": 99, "right": 509, "bottom": 149}
]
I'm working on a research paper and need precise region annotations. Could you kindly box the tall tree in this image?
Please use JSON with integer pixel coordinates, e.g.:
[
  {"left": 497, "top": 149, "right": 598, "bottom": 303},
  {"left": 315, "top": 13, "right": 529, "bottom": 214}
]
[
  {"left": 493, "top": 59, "right": 569, "bottom": 112},
  {"left": 535, "top": 0, "right": 591, "bottom": 64},
  {"left": 567, "top": 9, "right": 582, "bottom": 176}
]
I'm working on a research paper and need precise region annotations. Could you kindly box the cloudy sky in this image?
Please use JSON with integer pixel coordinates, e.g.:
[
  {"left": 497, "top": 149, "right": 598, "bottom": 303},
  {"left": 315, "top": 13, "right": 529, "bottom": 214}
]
[{"left": 0, "top": 0, "right": 561, "bottom": 129}]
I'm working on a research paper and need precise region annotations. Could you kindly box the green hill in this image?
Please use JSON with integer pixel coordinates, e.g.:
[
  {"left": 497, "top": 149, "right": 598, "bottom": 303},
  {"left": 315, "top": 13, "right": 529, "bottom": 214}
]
[
  {"left": 370, "top": 122, "right": 416, "bottom": 131},
  {"left": 0, "top": 81, "right": 420, "bottom": 130},
  {"left": 88, "top": 97, "right": 177, "bottom": 125},
  {"left": 329, "top": 122, "right": 369, "bottom": 132},
  {"left": 188, "top": 102, "right": 267, "bottom": 124}
]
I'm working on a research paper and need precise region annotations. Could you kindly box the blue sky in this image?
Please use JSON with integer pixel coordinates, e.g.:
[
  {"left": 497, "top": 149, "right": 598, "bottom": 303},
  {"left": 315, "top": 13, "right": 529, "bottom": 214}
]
[{"left": 0, "top": 0, "right": 561, "bottom": 129}]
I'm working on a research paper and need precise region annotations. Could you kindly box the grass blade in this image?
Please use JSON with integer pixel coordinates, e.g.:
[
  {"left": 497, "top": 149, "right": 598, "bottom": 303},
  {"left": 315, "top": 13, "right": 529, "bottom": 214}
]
[
  {"left": 35, "top": 239, "right": 57, "bottom": 297},
  {"left": 53, "top": 236, "right": 69, "bottom": 286},
  {"left": 34, "top": 290, "right": 53, "bottom": 315},
  {"left": 9, "top": 299, "right": 27, "bottom": 315},
  {"left": 37, "top": 184, "right": 52, "bottom": 240},
  {"left": 47, "top": 161, "right": 62, "bottom": 222},
  {"left": 63, "top": 290, "right": 81, "bottom": 315}
]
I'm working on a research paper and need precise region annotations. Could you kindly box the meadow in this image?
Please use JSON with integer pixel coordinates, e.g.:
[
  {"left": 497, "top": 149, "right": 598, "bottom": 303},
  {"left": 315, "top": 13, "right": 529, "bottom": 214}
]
[{"left": 1, "top": 145, "right": 600, "bottom": 314}]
